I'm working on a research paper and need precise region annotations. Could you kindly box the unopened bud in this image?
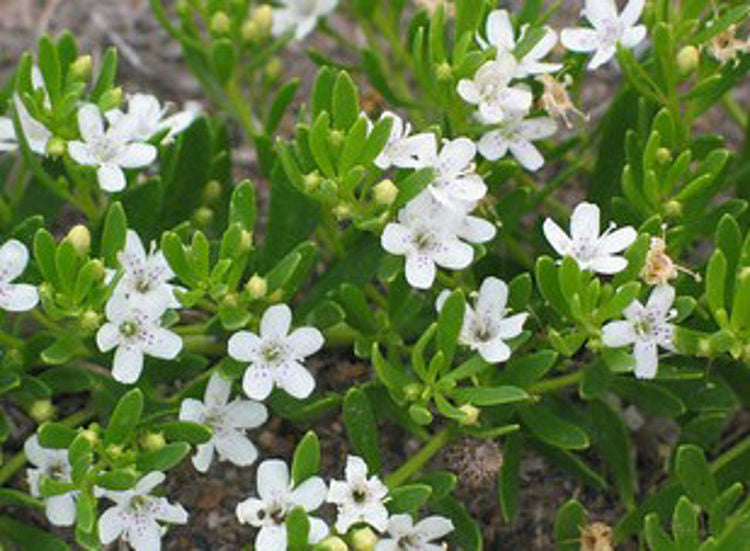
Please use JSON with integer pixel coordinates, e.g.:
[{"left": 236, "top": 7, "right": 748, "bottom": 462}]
[
  {"left": 210, "top": 11, "right": 232, "bottom": 35},
  {"left": 265, "top": 58, "right": 282, "bottom": 80},
  {"left": 202, "top": 180, "right": 222, "bottom": 205},
  {"left": 3, "top": 348, "right": 23, "bottom": 369},
  {"left": 80, "top": 309, "right": 101, "bottom": 331},
  {"left": 192, "top": 206, "right": 214, "bottom": 228},
  {"left": 90, "top": 259, "right": 106, "bottom": 281},
  {"left": 239, "top": 230, "right": 253, "bottom": 252},
  {"left": 46, "top": 136, "right": 66, "bottom": 157},
  {"left": 656, "top": 147, "right": 672, "bottom": 164},
  {"left": 80, "top": 427, "right": 99, "bottom": 445},
  {"left": 241, "top": 19, "right": 260, "bottom": 43},
  {"left": 664, "top": 200, "right": 682, "bottom": 218},
  {"left": 332, "top": 203, "right": 350, "bottom": 221},
  {"left": 351, "top": 527, "right": 378, "bottom": 551},
  {"left": 459, "top": 404, "right": 480, "bottom": 425},
  {"left": 403, "top": 383, "right": 423, "bottom": 401},
  {"left": 67, "top": 224, "right": 91, "bottom": 256},
  {"left": 99, "top": 87, "right": 123, "bottom": 112},
  {"left": 253, "top": 5, "right": 273, "bottom": 32},
  {"left": 677, "top": 45, "right": 699, "bottom": 75},
  {"left": 245, "top": 274, "right": 268, "bottom": 299},
  {"left": 106, "top": 444, "right": 123, "bottom": 458},
  {"left": 29, "top": 399, "right": 56, "bottom": 423},
  {"left": 222, "top": 292, "right": 240, "bottom": 308},
  {"left": 303, "top": 172, "right": 322, "bottom": 193},
  {"left": 141, "top": 432, "right": 166, "bottom": 452},
  {"left": 698, "top": 338, "right": 712, "bottom": 357},
  {"left": 70, "top": 55, "right": 93, "bottom": 80},
  {"left": 320, "top": 536, "right": 348, "bottom": 551},
  {"left": 328, "top": 129, "right": 345, "bottom": 147},
  {"left": 435, "top": 61, "right": 453, "bottom": 81},
  {"left": 373, "top": 179, "right": 398, "bottom": 205}
]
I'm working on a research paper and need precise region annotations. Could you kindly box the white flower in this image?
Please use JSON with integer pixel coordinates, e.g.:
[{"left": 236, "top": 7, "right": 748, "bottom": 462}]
[
  {"left": 0, "top": 239, "right": 38, "bottom": 312},
  {"left": 374, "top": 111, "right": 436, "bottom": 171},
  {"left": 68, "top": 103, "right": 157, "bottom": 193},
  {"left": 271, "top": 0, "right": 338, "bottom": 40},
  {"left": 105, "top": 93, "right": 199, "bottom": 144},
  {"left": 477, "top": 114, "right": 557, "bottom": 172},
  {"left": 602, "top": 284, "right": 677, "bottom": 379},
  {"left": 228, "top": 303, "right": 324, "bottom": 400},
  {"left": 179, "top": 372, "right": 267, "bottom": 472},
  {"left": 327, "top": 456, "right": 389, "bottom": 534},
  {"left": 96, "top": 294, "right": 182, "bottom": 384},
  {"left": 375, "top": 514, "right": 454, "bottom": 551},
  {"left": 0, "top": 95, "right": 53, "bottom": 156},
  {"left": 457, "top": 52, "right": 533, "bottom": 123},
  {"left": 236, "top": 459, "right": 329, "bottom": 551},
  {"left": 0, "top": 116, "right": 15, "bottom": 152},
  {"left": 24, "top": 435, "right": 77, "bottom": 527},
  {"left": 561, "top": 0, "right": 647, "bottom": 70},
  {"left": 437, "top": 277, "right": 528, "bottom": 363},
  {"left": 543, "top": 202, "right": 637, "bottom": 274},
  {"left": 98, "top": 471, "right": 188, "bottom": 551},
  {"left": 427, "top": 137, "right": 487, "bottom": 210},
  {"left": 381, "top": 192, "right": 496, "bottom": 289},
  {"left": 478, "top": 9, "right": 562, "bottom": 78},
  {"left": 112, "top": 230, "right": 181, "bottom": 311}
]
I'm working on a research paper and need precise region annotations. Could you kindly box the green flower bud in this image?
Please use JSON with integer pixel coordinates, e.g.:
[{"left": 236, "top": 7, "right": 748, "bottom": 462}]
[
  {"left": 241, "top": 19, "right": 260, "bottom": 43},
  {"left": 435, "top": 61, "right": 453, "bottom": 82},
  {"left": 373, "top": 179, "right": 398, "bottom": 205},
  {"left": 66, "top": 224, "right": 91, "bottom": 256},
  {"left": 245, "top": 274, "right": 268, "bottom": 299},
  {"left": 202, "top": 180, "right": 222, "bottom": 205},
  {"left": 677, "top": 45, "right": 699, "bottom": 75},
  {"left": 320, "top": 536, "right": 348, "bottom": 551},
  {"left": 99, "top": 87, "right": 123, "bottom": 112},
  {"left": 29, "top": 399, "right": 56, "bottom": 423},
  {"left": 239, "top": 230, "right": 253, "bottom": 252},
  {"left": 351, "top": 527, "right": 378, "bottom": 551},
  {"left": 253, "top": 5, "right": 273, "bottom": 33},
  {"left": 80, "top": 427, "right": 99, "bottom": 445},
  {"left": 664, "top": 200, "right": 682, "bottom": 218},
  {"left": 141, "top": 432, "right": 166, "bottom": 452},
  {"left": 328, "top": 129, "right": 345, "bottom": 148},
  {"left": 90, "top": 259, "right": 106, "bottom": 281},
  {"left": 332, "top": 203, "right": 351, "bottom": 221},
  {"left": 222, "top": 292, "right": 240, "bottom": 308},
  {"left": 192, "top": 206, "right": 214, "bottom": 228},
  {"left": 265, "top": 58, "right": 282, "bottom": 80},
  {"left": 70, "top": 55, "right": 93, "bottom": 80},
  {"left": 303, "top": 172, "right": 322, "bottom": 193},
  {"left": 106, "top": 444, "right": 124, "bottom": 459},
  {"left": 459, "top": 404, "right": 480, "bottom": 426},
  {"left": 210, "top": 11, "right": 232, "bottom": 35},
  {"left": 3, "top": 348, "right": 24, "bottom": 369},
  {"left": 403, "top": 382, "right": 423, "bottom": 401},
  {"left": 46, "top": 136, "right": 67, "bottom": 158},
  {"left": 80, "top": 310, "right": 101, "bottom": 332},
  {"left": 656, "top": 147, "right": 672, "bottom": 164}
]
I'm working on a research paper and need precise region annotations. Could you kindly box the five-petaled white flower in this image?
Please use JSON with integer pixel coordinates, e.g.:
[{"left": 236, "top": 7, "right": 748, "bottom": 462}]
[
  {"left": 0, "top": 239, "right": 38, "bottom": 312},
  {"left": 477, "top": 114, "right": 557, "bottom": 172},
  {"left": 24, "top": 435, "right": 77, "bottom": 527},
  {"left": 561, "top": 0, "right": 647, "bottom": 70},
  {"left": 427, "top": 137, "right": 487, "bottom": 211},
  {"left": 543, "top": 201, "right": 637, "bottom": 274},
  {"left": 437, "top": 277, "right": 528, "bottom": 363},
  {"left": 179, "top": 372, "right": 268, "bottom": 472},
  {"left": 271, "top": 0, "right": 338, "bottom": 40},
  {"left": 374, "top": 111, "right": 436, "bottom": 171},
  {"left": 228, "top": 303, "right": 324, "bottom": 400},
  {"left": 457, "top": 52, "right": 533, "bottom": 123},
  {"left": 1, "top": 67, "right": 52, "bottom": 155},
  {"left": 236, "top": 459, "right": 329, "bottom": 551},
  {"left": 375, "top": 514, "right": 454, "bottom": 551},
  {"left": 98, "top": 471, "right": 188, "bottom": 551},
  {"left": 327, "top": 455, "right": 389, "bottom": 534},
  {"left": 112, "top": 229, "right": 181, "bottom": 311},
  {"left": 96, "top": 294, "right": 182, "bottom": 384},
  {"left": 602, "top": 284, "right": 677, "bottom": 379},
  {"left": 106, "top": 93, "right": 199, "bottom": 144},
  {"left": 381, "top": 192, "right": 496, "bottom": 289},
  {"left": 68, "top": 103, "right": 157, "bottom": 193},
  {"left": 477, "top": 9, "right": 562, "bottom": 78}
]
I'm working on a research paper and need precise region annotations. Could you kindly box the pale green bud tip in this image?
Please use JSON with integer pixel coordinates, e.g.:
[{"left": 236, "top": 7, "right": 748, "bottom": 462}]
[
  {"left": 202, "top": 180, "right": 222, "bottom": 204},
  {"left": 403, "top": 382, "right": 423, "bottom": 401},
  {"left": 664, "top": 200, "right": 682, "bottom": 217},
  {"left": 239, "top": 230, "right": 253, "bottom": 252},
  {"left": 373, "top": 179, "right": 398, "bottom": 205},
  {"left": 193, "top": 206, "right": 214, "bottom": 228},
  {"left": 176, "top": 0, "right": 190, "bottom": 15},
  {"left": 106, "top": 444, "right": 124, "bottom": 458},
  {"left": 222, "top": 292, "right": 240, "bottom": 308},
  {"left": 70, "top": 55, "right": 93, "bottom": 80},
  {"left": 328, "top": 129, "right": 345, "bottom": 147},
  {"left": 351, "top": 527, "right": 378, "bottom": 551},
  {"left": 4, "top": 348, "right": 23, "bottom": 367},
  {"left": 698, "top": 338, "right": 712, "bottom": 357},
  {"left": 436, "top": 61, "right": 453, "bottom": 81},
  {"left": 80, "top": 428, "right": 99, "bottom": 445},
  {"left": 99, "top": 87, "right": 123, "bottom": 112},
  {"left": 656, "top": 147, "right": 672, "bottom": 164},
  {"left": 141, "top": 432, "right": 166, "bottom": 452},
  {"left": 90, "top": 259, "right": 106, "bottom": 280},
  {"left": 265, "top": 58, "right": 282, "bottom": 79},
  {"left": 333, "top": 203, "right": 351, "bottom": 221},
  {"left": 459, "top": 404, "right": 480, "bottom": 425},
  {"left": 304, "top": 172, "right": 322, "bottom": 193},
  {"left": 80, "top": 310, "right": 101, "bottom": 331},
  {"left": 245, "top": 274, "right": 268, "bottom": 299},
  {"left": 320, "top": 536, "right": 348, "bottom": 551},
  {"left": 210, "top": 11, "right": 232, "bottom": 35},
  {"left": 29, "top": 400, "right": 56, "bottom": 423},
  {"left": 241, "top": 19, "right": 260, "bottom": 42},
  {"left": 677, "top": 45, "right": 699, "bottom": 74},
  {"left": 253, "top": 5, "right": 273, "bottom": 31},
  {"left": 67, "top": 224, "right": 91, "bottom": 256},
  {"left": 46, "top": 136, "right": 67, "bottom": 157}
]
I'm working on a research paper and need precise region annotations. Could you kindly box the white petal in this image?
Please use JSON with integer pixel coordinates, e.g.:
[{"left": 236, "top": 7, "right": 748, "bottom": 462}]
[
  {"left": 381, "top": 223, "right": 412, "bottom": 255},
  {"left": 257, "top": 459, "right": 290, "bottom": 501},
  {"left": 115, "top": 143, "right": 157, "bottom": 169},
  {"left": 179, "top": 398, "right": 206, "bottom": 423},
  {"left": 486, "top": 10, "right": 515, "bottom": 50},
  {"left": 387, "top": 514, "right": 414, "bottom": 534},
  {"left": 602, "top": 321, "right": 637, "bottom": 347},
  {"left": 621, "top": 0, "right": 645, "bottom": 27},
  {"left": 77, "top": 103, "right": 104, "bottom": 143},
  {"left": 570, "top": 202, "right": 600, "bottom": 243},
  {"left": 261, "top": 304, "right": 292, "bottom": 338},
  {"left": 405, "top": 253, "right": 437, "bottom": 289},
  {"left": 375, "top": 540, "right": 399, "bottom": 551},
  {"left": 634, "top": 341, "right": 658, "bottom": 379},
  {"left": 519, "top": 117, "right": 558, "bottom": 141},
  {"left": 587, "top": 255, "right": 628, "bottom": 274},
  {"left": 588, "top": 45, "right": 617, "bottom": 70},
  {"left": 290, "top": 476, "right": 327, "bottom": 511},
  {"left": 97, "top": 163, "right": 127, "bottom": 192},
  {"left": 509, "top": 140, "right": 546, "bottom": 171},
  {"left": 204, "top": 371, "right": 232, "bottom": 407},
  {"left": 121, "top": 230, "right": 147, "bottom": 269},
  {"left": 620, "top": 24, "right": 646, "bottom": 48},
  {"left": 598, "top": 227, "right": 637, "bottom": 254},
  {"left": 14, "top": 94, "right": 50, "bottom": 154},
  {"left": 225, "top": 400, "right": 268, "bottom": 429},
  {"left": 242, "top": 366, "right": 275, "bottom": 400},
  {"left": 277, "top": 361, "right": 316, "bottom": 399},
  {"left": 477, "top": 338, "right": 511, "bottom": 363},
  {"left": 135, "top": 471, "right": 166, "bottom": 494},
  {"left": 415, "top": 515, "right": 455, "bottom": 541},
  {"left": 142, "top": 327, "right": 182, "bottom": 359},
  {"left": 435, "top": 289, "right": 451, "bottom": 313},
  {"left": 112, "top": 345, "right": 144, "bottom": 384},
  {"left": 583, "top": 0, "right": 618, "bottom": 28},
  {"left": 646, "top": 284, "right": 675, "bottom": 319},
  {"left": 150, "top": 497, "right": 188, "bottom": 524},
  {"left": 543, "top": 218, "right": 572, "bottom": 257},
  {"left": 215, "top": 431, "right": 258, "bottom": 467},
  {"left": 98, "top": 506, "right": 124, "bottom": 544},
  {"left": 96, "top": 323, "right": 120, "bottom": 352},
  {"left": 0, "top": 239, "right": 29, "bottom": 282},
  {"left": 345, "top": 455, "right": 369, "bottom": 482},
  {"left": 0, "top": 117, "right": 15, "bottom": 141},
  {"left": 0, "top": 283, "right": 38, "bottom": 311},
  {"left": 475, "top": 277, "right": 508, "bottom": 320},
  {"left": 228, "top": 331, "right": 262, "bottom": 362},
  {"left": 438, "top": 137, "right": 475, "bottom": 172},
  {"left": 433, "top": 239, "right": 474, "bottom": 270},
  {"left": 623, "top": 299, "right": 645, "bottom": 321},
  {"left": 495, "top": 312, "right": 528, "bottom": 339},
  {"left": 393, "top": 133, "right": 438, "bottom": 169},
  {"left": 67, "top": 141, "right": 98, "bottom": 166},
  {"left": 525, "top": 26, "right": 558, "bottom": 61},
  {"left": 236, "top": 497, "right": 265, "bottom": 526},
  {"left": 560, "top": 28, "right": 599, "bottom": 52},
  {"left": 127, "top": 517, "right": 163, "bottom": 551},
  {"left": 23, "top": 435, "right": 46, "bottom": 467},
  {"left": 256, "top": 525, "right": 287, "bottom": 551},
  {"left": 477, "top": 131, "right": 509, "bottom": 161},
  {"left": 457, "top": 80, "right": 480, "bottom": 104},
  {"left": 287, "top": 327, "right": 324, "bottom": 358}
]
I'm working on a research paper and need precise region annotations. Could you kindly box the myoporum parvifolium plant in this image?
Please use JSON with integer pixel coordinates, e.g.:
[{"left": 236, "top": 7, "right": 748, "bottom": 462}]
[{"left": 0, "top": 0, "right": 749, "bottom": 549}]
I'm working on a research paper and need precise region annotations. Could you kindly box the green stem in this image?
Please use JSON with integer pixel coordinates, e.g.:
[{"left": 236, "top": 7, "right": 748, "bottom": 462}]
[
  {"left": 527, "top": 370, "right": 583, "bottom": 394},
  {"left": 182, "top": 335, "right": 224, "bottom": 355},
  {"left": 386, "top": 426, "right": 454, "bottom": 488}
]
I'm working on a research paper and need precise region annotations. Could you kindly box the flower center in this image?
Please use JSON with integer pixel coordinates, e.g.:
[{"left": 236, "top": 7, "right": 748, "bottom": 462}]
[
  {"left": 634, "top": 318, "right": 653, "bottom": 337},
  {"left": 92, "top": 138, "right": 120, "bottom": 162},
  {"left": 257, "top": 504, "right": 287, "bottom": 525},
  {"left": 351, "top": 487, "right": 368, "bottom": 503},
  {"left": 413, "top": 230, "right": 436, "bottom": 252},
  {"left": 262, "top": 342, "right": 284, "bottom": 362},
  {"left": 119, "top": 320, "right": 138, "bottom": 337},
  {"left": 601, "top": 19, "right": 623, "bottom": 44}
]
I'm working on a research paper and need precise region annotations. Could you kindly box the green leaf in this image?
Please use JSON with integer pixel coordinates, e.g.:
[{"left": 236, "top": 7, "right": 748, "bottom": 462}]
[
  {"left": 437, "top": 290, "right": 465, "bottom": 367},
  {"left": 34, "top": 229, "right": 59, "bottom": 288},
  {"left": 431, "top": 495, "right": 483, "bottom": 551},
  {"left": 154, "top": 421, "right": 213, "bottom": 445},
  {"left": 136, "top": 442, "right": 190, "bottom": 472},
  {"left": 675, "top": 444, "right": 718, "bottom": 510},
  {"left": 291, "top": 431, "right": 321, "bottom": 486},
  {"left": 37, "top": 36, "right": 61, "bottom": 105},
  {"left": 161, "top": 232, "right": 197, "bottom": 287},
  {"left": 285, "top": 507, "right": 310, "bottom": 551},
  {"left": 38, "top": 422, "right": 77, "bottom": 449},
  {"left": 211, "top": 39, "right": 235, "bottom": 83},
  {"left": 387, "top": 484, "right": 432, "bottom": 514},
  {"left": 337, "top": 283, "right": 378, "bottom": 334},
  {"left": 645, "top": 513, "right": 675, "bottom": 551},
  {"left": 535, "top": 256, "right": 568, "bottom": 316},
  {"left": 520, "top": 403, "right": 590, "bottom": 450},
  {"left": 309, "top": 111, "right": 336, "bottom": 178},
  {"left": 310, "top": 66, "right": 335, "bottom": 119},
  {"left": 706, "top": 250, "right": 727, "bottom": 318},
  {"left": 91, "top": 47, "right": 117, "bottom": 102},
  {"left": 451, "top": 386, "right": 529, "bottom": 406},
  {"left": 499, "top": 432, "right": 522, "bottom": 522},
  {"left": 394, "top": 167, "right": 435, "bottom": 209},
  {"left": 672, "top": 496, "right": 699, "bottom": 549},
  {"left": 554, "top": 499, "right": 586, "bottom": 551},
  {"left": 265, "top": 78, "right": 299, "bottom": 135},
  {"left": 104, "top": 388, "right": 143, "bottom": 446},
  {"left": 332, "top": 71, "right": 359, "bottom": 130},
  {"left": 228, "top": 180, "right": 257, "bottom": 232},
  {"left": 590, "top": 400, "right": 636, "bottom": 508},
  {"left": 95, "top": 469, "right": 138, "bottom": 491},
  {"left": 0, "top": 489, "right": 43, "bottom": 509},
  {"left": 0, "top": 516, "right": 69, "bottom": 550},
  {"left": 343, "top": 387, "right": 381, "bottom": 472}
]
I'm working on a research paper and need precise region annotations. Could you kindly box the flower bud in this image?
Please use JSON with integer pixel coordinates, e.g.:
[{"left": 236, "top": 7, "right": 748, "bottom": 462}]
[
  {"left": 202, "top": 180, "right": 222, "bottom": 205},
  {"left": 99, "top": 87, "right": 123, "bottom": 112},
  {"left": 222, "top": 292, "right": 240, "bottom": 308},
  {"left": 698, "top": 338, "right": 712, "bottom": 357},
  {"left": 265, "top": 58, "right": 282, "bottom": 80},
  {"left": 3, "top": 348, "right": 24, "bottom": 369},
  {"left": 90, "top": 259, "right": 106, "bottom": 281},
  {"left": 29, "top": 399, "right": 56, "bottom": 423},
  {"left": 403, "top": 382, "right": 423, "bottom": 401},
  {"left": 253, "top": 5, "right": 273, "bottom": 33},
  {"left": 351, "top": 527, "right": 378, "bottom": 551},
  {"left": 80, "top": 309, "right": 101, "bottom": 331},
  {"left": 192, "top": 206, "right": 214, "bottom": 228},
  {"left": 332, "top": 203, "right": 350, "bottom": 221},
  {"left": 373, "top": 179, "right": 398, "bottom": 205},
  {"left": 176, "top": 0, "right": 191, "bottom": 16},
  {"left": 46, "top": 136, "right": 67, "bottom": 158},
  {"left": 245, "top": 274, "right": 268, "bottom": 299},
  {"left": 320, "top": 537, "right": 348, "bottom": 551},
  {"left": 435, "top": 61, "right": 453, "bottom": 82},
  {"left": 303, "top": 172, "right": 322, "bottom": 193},
  {"left": 656, "top": 147, "right": 672, "bottom": 164},
  {"left": 70, "top": 55, "right": 93, "bottom": 80},
  {"left": 664, "top": 199, "right": 682, "bottom": 218},
  {"left": 677, "top": 45, "right": 699, "bottom": 75},
  {"left": 106, "top": 444, "right": 124, "bottom": 459},
  {"left": 328, "top": 129, "right": 345, "bottom": 148},
  {"left": 67, "top": 224, "right": 91, "bottom": 256},
  {"left": 239, "top": 230, "right": 253, "bottom": 252},
  {"left": 459, "top": 404, "right": 480, "bottom": 425},
  {"left": 241, "top": 20, "right": 260, "bottom": 43},
  {"left": 210, "top": 11, "right": 232, "bottom": 35},
  {"left": 141, "top": 432, "right": 166, "bottom": 452},
  {"left": 80, "top": 427, "right": 99, "bottom": 445}
]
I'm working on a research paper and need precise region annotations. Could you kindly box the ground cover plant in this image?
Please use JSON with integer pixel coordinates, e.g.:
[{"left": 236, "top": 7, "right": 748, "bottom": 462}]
[{"left": 0, "top": 0, "right": 749, "bottom": 549}]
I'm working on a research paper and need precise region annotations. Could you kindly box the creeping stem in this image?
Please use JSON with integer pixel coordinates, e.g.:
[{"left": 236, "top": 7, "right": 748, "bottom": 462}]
[{"left": 386, "top": 426, "right": 455, "bottom": 488}]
